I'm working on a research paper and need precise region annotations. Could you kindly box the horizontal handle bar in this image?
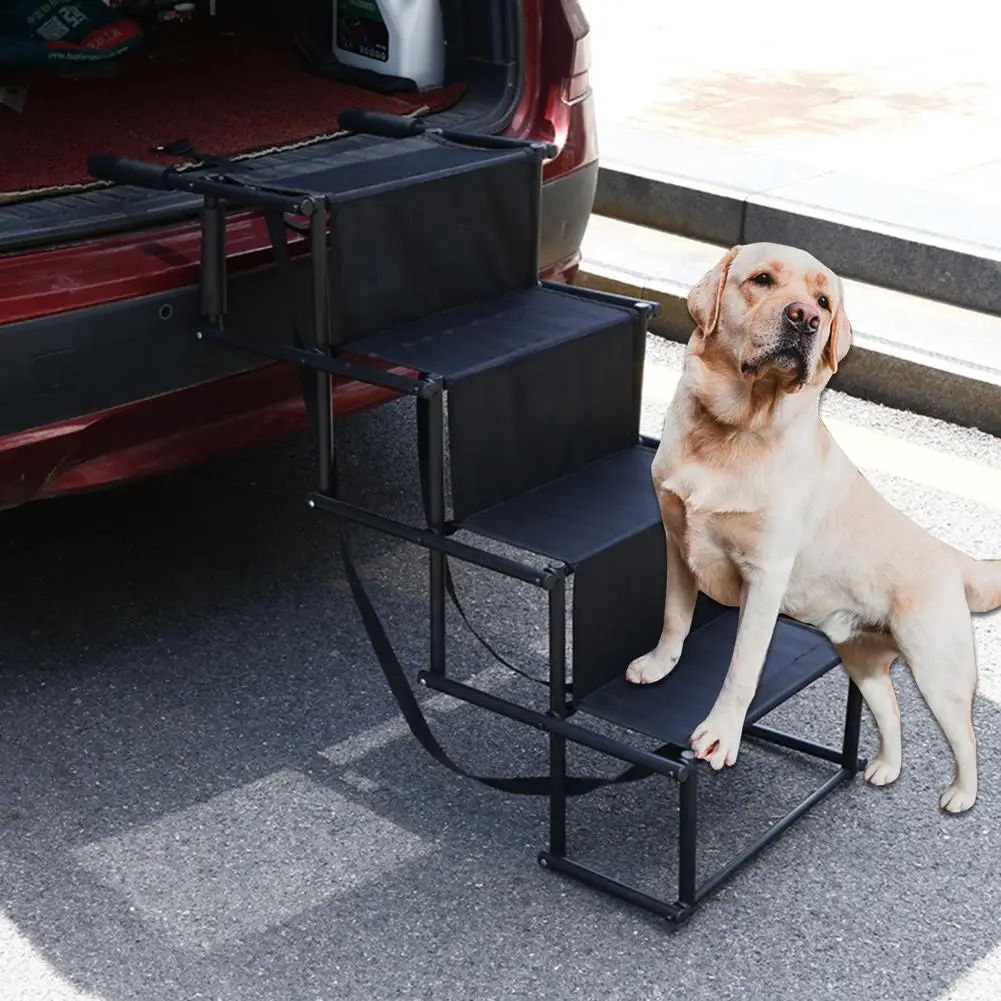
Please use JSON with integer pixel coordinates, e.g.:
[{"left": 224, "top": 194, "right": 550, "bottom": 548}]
[
  {"left": 87, "top": 154, "right": 175, "bottom": 190},
  {"left": 87, "top": 155, "right": 315, "bottom": 213},
  {"left": 337, "top": 108, "right": 559, "bottom": 159},
  {"left": 338, "top": 109, "right": 425, "bottom": 139}
]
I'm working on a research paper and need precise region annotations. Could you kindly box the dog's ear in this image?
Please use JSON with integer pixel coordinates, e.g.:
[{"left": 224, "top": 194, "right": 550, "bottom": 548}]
[
  {"left": 688, "top": 245, "right": 741, "bottom": 336},
  {"left": 822, "top": 279, "right": 853, "bottom": 374}
]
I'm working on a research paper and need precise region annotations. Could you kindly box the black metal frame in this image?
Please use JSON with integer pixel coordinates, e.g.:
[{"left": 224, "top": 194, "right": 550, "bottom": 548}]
[
  {"left": 538, "top": 683, "right": 864, "bottom": 926},
  {"left": 419, "top": 603, "right": 864, "bottom": 928},
  {"left": 87, "top": 142, "right": 866, "bottom": 927}
]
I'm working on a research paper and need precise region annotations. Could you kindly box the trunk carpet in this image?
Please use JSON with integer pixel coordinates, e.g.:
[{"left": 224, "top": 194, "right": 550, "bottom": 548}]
[{"left": 0, "top": 20, "right": 466, "bottom": 200}]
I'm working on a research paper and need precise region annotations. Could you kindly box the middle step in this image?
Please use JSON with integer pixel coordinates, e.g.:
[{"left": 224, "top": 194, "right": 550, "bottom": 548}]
[
  {"left": 351, "top": 283, "right": 651, "bottom": 520},
  {"left": 351, "top": 281, "right": 674, "bottom": 698}
]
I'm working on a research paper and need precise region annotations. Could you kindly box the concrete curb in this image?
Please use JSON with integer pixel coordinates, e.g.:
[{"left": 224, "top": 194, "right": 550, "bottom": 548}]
[
  {"left": 594, "top": 160, "right": 1001, "bottom": 318},
  {"left": 578, "top": 262, "right": 1001, "bottom": 438}
]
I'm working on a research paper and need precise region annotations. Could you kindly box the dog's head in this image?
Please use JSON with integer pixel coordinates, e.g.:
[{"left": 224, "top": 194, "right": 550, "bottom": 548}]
[{"left": 687, "top": 243, "right": 853, "bottom": 397}]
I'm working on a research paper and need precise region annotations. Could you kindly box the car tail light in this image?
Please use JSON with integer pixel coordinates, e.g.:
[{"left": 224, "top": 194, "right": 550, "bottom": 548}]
[
  {"left": 558, "top": 1, "right": 591, "bottom": 103},
  {"left": 508, "top": 0, "right": 596, "bottom": 174}
]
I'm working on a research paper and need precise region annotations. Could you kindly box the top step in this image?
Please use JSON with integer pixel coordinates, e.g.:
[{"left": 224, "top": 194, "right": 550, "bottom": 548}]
[{"left": 315, "top": 136, "right": 543, "bottom": 343}]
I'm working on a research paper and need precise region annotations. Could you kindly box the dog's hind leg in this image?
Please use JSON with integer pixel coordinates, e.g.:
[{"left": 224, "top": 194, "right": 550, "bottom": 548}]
[
  {"left": 836, "top": 636, "right": 901, "bottom": 787},
  {"left": 892, "top": 587, "right": 979, "bottom": 813}
]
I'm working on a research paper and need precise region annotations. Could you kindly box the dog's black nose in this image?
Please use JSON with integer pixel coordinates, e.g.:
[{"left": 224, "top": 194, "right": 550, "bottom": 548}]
[{"left": 783, "top": 301, "right": 821, "bottom": 335}]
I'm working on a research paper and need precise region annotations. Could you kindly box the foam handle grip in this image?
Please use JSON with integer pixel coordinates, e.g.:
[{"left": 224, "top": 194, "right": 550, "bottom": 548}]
[
  {"left": 337, "top": 109, "right": 426, "bottom": 139},
  {"left": 87, "top": 155, "right": 175, "bottom": 190}
]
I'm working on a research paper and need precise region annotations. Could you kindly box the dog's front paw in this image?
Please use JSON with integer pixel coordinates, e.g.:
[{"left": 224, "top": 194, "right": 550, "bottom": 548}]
[
  {"left": 626, "top": 646, "right": 680, "bottom": 685},
  {"left": 939, "top": 782, "right": 977, "bottom": 814},
  {"left": 691, "top": 711, "right": 744, "bottom": 770},
  {"left": 864, "top": 753, "right": 901, "bottom": 787}
]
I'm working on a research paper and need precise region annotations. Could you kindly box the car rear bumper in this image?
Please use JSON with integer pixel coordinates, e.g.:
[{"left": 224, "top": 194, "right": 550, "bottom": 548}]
[{"left": 0, "top": 362, "right": 403, "bottom": 511}]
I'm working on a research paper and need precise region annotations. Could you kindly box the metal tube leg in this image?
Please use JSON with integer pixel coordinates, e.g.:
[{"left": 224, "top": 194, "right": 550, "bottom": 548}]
[
  {"left": 309, "top": 200, "right": 333, "bottom": 494},
  {"left": 678, "top": 761, "right": 697, "bottom": 908},
  {"left": 548, "top": 578, "right": 568, "bottom": 857},
  {"left": 200, "top": 196, "right": 227, "bottom": 325},
  {"left": 550, "top": 733, "right": 567, "bottom": 857},
  {"left": 428, "top": 555, "right": 446, "bottom": 676},
  {"left": 842, "top": 679, "right": 863, "bottom": 774},
  {"left": 419, "top": 390, "right": 446, "bottom": 676}
]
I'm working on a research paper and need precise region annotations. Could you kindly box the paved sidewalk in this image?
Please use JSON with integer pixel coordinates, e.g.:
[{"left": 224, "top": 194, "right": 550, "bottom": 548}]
[{"left": 586, "top": 0, "right": 1001, "bottom": 205}]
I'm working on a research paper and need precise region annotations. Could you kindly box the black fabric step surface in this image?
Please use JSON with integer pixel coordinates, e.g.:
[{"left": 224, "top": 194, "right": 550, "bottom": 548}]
[
  {"left": 316, "top": 137, "right": 542, "bottom": 344},
  {"left": 576, "top": 611, "right": 841, "bottom": 750},
  {"left": 459, "top": 443, "right": 668, "bottom": 702},
  {"left": 284, "top": 140, "right": 518, "bottom": 201},
  {"left": 350, "top": 286, "right": 641, "bottom": 384},
  {"left": 458, "top": 444, "right": 658, "bottom": 564}
]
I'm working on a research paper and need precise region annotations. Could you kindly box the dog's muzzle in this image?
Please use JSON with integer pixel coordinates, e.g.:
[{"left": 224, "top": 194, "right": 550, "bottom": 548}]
[{"left": 741, "top": 338, "right": 810, "bottom": 382}]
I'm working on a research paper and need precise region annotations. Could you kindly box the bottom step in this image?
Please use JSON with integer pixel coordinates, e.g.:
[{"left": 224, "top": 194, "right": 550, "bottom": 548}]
[{"left": 576, "top": 610, "right": 840, "bottom": 749}]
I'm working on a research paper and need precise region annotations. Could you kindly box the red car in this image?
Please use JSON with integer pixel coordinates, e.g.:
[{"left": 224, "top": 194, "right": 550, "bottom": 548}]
[{"left": 0, "top": 0, "right": 596, "bottom": 510}]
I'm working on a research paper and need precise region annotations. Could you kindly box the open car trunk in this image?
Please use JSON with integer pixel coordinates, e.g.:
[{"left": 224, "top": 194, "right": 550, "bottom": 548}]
[{"left": 0, "top": 0, "right": 523, "bottom": 250}]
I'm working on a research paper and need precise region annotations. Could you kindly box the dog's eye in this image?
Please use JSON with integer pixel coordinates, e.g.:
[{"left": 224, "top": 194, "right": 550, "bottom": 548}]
[
  {"left": 817, "top": 295, "right": 831, "bottom": 310},
  {"left": 750, "top": 273, "right": 773, "bottom": 286}
]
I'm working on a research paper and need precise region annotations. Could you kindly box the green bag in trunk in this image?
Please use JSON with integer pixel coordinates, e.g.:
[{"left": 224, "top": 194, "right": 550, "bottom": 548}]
[{"left": 0, "top": 0, "right": 144, "bottom": 68}]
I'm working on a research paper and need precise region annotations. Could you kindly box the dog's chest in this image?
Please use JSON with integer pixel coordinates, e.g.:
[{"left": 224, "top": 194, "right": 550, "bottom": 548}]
[
  {"left": 665, "top": 495, "right": 760, "bottom": 565},
  {"left": 658, "top": 475, "right": 761, "bottom": 605}
]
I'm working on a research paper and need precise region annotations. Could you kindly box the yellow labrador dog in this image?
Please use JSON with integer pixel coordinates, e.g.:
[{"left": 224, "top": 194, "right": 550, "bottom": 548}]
[{"left": 626, "top": 242, "right": 1001, "bottom": 813}]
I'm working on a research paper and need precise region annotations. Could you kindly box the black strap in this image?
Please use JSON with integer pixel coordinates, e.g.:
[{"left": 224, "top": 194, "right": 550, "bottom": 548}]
[
  {"left": 152, "top": 138, "right": 243, "bottom": 172},
  {"left": 261, "top": 208, "right": 654, "bottom": 796},
  {"left": 337, "top": 522, "right": 653, "bottom": 795},
  {"left": 415, "top": 405, "right": 548, "bottom": 688}
]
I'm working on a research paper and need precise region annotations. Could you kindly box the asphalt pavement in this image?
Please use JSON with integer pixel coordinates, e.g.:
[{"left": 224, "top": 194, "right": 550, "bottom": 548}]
[{"left": 2, "top": 336, "right": 1001, "bottom": 1001}]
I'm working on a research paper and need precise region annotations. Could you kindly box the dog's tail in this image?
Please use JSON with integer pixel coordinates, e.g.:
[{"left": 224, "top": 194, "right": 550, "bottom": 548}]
[{"left": 963, "top": 557, "right": 1001, "bottom": 613}]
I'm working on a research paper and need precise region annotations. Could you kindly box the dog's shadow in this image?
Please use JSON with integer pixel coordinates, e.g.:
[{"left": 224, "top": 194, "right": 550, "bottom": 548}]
[{"left": 1, "top": 399, "right": 1001, "bottom": 1001}]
